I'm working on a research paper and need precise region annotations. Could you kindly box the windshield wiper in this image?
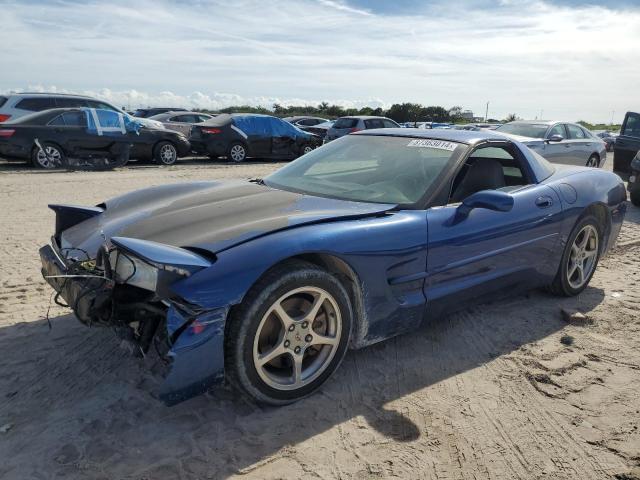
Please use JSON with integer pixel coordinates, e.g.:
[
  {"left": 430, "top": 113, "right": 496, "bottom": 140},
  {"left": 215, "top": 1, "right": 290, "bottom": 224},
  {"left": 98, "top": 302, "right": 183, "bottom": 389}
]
[{"left": 249, "top": 178, "right": 265, "bottom": 185}]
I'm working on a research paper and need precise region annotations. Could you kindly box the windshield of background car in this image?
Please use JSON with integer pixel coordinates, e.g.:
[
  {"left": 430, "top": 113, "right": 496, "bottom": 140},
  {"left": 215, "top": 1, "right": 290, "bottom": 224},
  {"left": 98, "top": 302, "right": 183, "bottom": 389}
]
[
  {"left": 496, "top": 123, "right": 548, "bottom": 138},
  {"left": 264, "top": 135, "right": 462, "bottom": 204}
]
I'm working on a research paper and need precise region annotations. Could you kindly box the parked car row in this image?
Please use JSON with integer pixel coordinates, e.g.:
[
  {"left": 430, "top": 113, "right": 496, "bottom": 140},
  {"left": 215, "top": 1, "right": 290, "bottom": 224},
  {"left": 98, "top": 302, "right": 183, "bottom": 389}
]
[{"left": 2, "top": 93, "right": 639, "bottom": 177}]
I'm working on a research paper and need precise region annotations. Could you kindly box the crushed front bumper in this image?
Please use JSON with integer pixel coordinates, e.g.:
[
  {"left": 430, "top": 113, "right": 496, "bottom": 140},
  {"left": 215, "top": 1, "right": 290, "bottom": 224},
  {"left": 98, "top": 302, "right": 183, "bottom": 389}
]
[{"left": 39, "top": 241, "right": 227, "bottom": 405}]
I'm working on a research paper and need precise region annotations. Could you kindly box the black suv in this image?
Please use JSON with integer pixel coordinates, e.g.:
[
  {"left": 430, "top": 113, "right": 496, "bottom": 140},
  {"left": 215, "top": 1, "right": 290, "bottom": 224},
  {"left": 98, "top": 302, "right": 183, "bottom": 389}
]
[{"left": 614, "top": 111, "right": 640, "bottom": 175}]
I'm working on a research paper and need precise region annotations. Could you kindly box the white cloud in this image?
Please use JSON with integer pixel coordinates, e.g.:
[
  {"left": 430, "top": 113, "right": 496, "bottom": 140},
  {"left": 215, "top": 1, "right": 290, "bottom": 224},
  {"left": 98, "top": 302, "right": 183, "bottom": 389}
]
[{"left": 1, "top": 0, "right": 639, "bottom": 122}]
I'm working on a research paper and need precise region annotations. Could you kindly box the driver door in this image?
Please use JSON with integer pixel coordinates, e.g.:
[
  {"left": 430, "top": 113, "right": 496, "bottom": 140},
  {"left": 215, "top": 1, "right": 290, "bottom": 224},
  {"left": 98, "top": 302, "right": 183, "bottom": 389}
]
[
  {"left": 542, "top": 123, "right": 572, "bottom": 164},
  {"left": 424, "top": 144, "right": 563, "bottom": 318}
]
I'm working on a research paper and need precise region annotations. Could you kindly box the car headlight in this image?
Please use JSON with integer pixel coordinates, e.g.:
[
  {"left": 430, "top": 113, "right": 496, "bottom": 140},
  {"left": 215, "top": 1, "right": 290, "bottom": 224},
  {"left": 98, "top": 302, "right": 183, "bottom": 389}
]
[{"left": 111, "top": 250, "right": 158, "bottom": 291}]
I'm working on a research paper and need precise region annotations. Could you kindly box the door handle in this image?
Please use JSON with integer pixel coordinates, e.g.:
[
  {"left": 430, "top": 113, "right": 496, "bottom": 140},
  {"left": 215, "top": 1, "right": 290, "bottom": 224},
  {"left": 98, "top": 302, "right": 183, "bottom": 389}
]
[{"left": 535, "top": 196, "right": 553, "bottom": 208}]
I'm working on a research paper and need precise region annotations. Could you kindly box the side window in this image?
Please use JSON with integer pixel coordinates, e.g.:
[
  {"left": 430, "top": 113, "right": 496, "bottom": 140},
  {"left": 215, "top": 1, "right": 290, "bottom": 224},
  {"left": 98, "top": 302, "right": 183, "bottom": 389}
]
[
  {"left": 623, "top": 113, "right": 640, "bottom": 139},
  {"left": 86, "top": 100, "right": 117, "bottom": 111},
  {"left": 48, "top": 114, "right": 66, "bottom": 126},
  {"left": 270, "top": 118, "right": 296, "bottom": 137},
  {"left": 566, "top": 124, "right": 586, "bottom": 139},
  {"left": 16, "top": 98, "right": 56, "bottom": 111},
  {"left": 382, "top": 119, "right": 398, "bottom": 128},
  {"left": 197, "top": 115, "right": 211, "bottom": 122},
  {"left": 297, "top": 119, "right": 313, "bottom": 126},
  {"left": 364, "top": 119, "right": 384, "bottom": 129},
  {"left": 547, "top": 124, "right": 566, "bottom": 138},
  {"left": 171, "top": 115, "right": 196, "bottom": 123},
  {"left": 48, "top": 111, "right": 86, "bottom": 127},
  {"left": 55, "top": 98, "right": 87, "bottom": 108},
  {"left": 449, "top": 145, "right": 528, "bottom": 203}
]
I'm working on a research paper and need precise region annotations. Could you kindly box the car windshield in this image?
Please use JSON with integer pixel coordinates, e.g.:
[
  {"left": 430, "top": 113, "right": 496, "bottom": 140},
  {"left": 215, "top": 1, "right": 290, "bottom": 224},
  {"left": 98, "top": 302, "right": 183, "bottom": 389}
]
[
  {"left": 495, "top": 123, "right": 548, "bottom": 138},
  {"left": 264, "top": 135, "right": 461, "bottom": 204}
]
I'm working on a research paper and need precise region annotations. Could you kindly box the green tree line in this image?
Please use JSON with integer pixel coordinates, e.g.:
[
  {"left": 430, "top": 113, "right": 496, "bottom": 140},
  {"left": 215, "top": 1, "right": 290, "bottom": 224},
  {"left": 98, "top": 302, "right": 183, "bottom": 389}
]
[{"left": 194, "top": 102, "right": 508, "bottom": 124}]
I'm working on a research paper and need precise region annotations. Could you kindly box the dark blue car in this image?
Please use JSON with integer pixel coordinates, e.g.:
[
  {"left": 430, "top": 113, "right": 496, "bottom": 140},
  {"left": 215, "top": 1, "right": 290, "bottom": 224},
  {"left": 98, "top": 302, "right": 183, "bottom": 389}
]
[
  {"left": 39, "top": 129, "right": 627, "bottom": 405},
  {"left": 190, "top": 113, "right": 321, "bottom": 162}
]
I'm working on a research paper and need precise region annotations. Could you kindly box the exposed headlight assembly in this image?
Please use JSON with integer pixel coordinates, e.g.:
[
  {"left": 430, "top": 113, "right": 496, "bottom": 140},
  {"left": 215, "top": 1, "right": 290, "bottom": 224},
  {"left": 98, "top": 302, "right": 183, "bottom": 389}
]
[{"left": 109, "top": 237, "right": 213, "bottom": 292}]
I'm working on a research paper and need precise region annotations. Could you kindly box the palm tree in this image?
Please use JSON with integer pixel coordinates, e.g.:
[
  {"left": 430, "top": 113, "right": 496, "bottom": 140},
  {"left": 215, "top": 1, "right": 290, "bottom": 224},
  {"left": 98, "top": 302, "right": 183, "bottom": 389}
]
[{"left": 505, "top": 113, "right": 518, "bottom": 122}]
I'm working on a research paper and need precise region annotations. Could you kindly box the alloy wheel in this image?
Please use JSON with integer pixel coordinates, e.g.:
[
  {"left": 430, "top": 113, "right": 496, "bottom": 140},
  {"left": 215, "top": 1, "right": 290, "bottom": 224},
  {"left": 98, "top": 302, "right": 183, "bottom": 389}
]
[
  {"left": 252, "top": 286, "right": 342, "bottom": 391},
  {"left": 159, "top": 144, "right": 177, "bottom": 164},
  {"left": 36, "top": 146, "right": 62, "bottom": 169},
  {"left": 567, "top": 224, "right": 599, "bottom": 289},
  {"left": 230, "top": 145, "right": 246, "bottom": 162},
  {"left": 303, "top": 145, "right": 314, "bottom": 155},
  {"left": 586, "top": 156, "right": 599, "bottom": 168}
]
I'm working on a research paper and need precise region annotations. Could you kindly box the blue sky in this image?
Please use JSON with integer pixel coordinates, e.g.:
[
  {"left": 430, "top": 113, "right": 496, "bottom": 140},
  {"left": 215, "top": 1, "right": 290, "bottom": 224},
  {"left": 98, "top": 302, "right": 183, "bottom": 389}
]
[{"left": 1, "top": 0, "right": 639, "bottom": 122}]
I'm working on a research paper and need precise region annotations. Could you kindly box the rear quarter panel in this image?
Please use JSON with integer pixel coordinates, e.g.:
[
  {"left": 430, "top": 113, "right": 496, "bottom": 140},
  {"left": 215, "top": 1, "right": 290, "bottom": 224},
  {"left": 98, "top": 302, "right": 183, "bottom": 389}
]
[{"left": 542, "top": 168, "right": 627, "bottom": 254}]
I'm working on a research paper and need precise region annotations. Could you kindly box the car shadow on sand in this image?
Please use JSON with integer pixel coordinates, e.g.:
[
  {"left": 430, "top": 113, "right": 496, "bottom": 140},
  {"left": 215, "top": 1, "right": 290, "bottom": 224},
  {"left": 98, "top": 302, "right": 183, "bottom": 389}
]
[{"left": 0, "top": 285, "right": 605, "bottom": 479}]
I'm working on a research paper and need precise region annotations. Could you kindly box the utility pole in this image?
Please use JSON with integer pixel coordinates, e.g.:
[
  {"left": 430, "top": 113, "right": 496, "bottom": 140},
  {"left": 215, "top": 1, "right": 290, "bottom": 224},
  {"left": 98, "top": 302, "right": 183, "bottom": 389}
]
[
  {"left": 610, "top": 110, "right": 615, "bottom": 126},
  {"left": 485, "top": 101, "right": 489, "bottom": 122}
]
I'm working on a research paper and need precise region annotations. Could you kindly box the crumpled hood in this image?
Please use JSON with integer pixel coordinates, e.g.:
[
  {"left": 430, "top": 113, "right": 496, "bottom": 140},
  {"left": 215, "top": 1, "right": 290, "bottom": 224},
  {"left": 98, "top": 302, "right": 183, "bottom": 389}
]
[{"left": 61, "top": 180, "right": 394, "bottom": 256}]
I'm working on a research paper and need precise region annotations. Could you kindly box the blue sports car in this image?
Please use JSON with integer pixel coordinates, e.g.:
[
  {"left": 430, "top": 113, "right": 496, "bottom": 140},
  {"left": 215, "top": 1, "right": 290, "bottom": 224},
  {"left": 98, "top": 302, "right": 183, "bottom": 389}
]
[{"left": 39, "top": 129, "right": 627, "bottom": 405}]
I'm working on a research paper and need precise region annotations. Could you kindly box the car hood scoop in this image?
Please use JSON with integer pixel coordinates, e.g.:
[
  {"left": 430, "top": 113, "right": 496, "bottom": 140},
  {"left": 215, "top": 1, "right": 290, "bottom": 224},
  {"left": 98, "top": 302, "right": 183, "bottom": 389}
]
[{"left": 61, "top": 180, "right": 394, "bottom": 256}]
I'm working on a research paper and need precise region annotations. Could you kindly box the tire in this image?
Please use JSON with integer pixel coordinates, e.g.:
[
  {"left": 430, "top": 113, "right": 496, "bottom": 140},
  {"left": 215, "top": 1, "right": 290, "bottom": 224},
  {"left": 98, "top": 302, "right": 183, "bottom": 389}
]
[
  {"left": 228, "top": 143, "right": 247, "bottom": 163},
  {"left": 300, "top": 144, "right": 314, "bottom": 156},
  {"left": 586, "top": 154, "right": 600, "bottom": 168},
  {"left": 630, "top": 187, "right": 640, "bottom": 207},
  {"left": 225, "top": 260, "right": 352, "bottom": 405},
  {"left": 31, "top": 142, "right": 65, "bottom": 169},
  {"left": 550, "top": 215, "right": 602, "bottom": 296},
  {"left": 153, "top": 141, "right": 178, "bottom": 165}
]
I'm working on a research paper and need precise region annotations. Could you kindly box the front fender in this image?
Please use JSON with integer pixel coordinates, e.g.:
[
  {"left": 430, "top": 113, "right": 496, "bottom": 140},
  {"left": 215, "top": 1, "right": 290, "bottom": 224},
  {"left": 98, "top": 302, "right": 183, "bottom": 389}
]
[{"left": 170, "top": 211, "right": 430, "bottom": 348}]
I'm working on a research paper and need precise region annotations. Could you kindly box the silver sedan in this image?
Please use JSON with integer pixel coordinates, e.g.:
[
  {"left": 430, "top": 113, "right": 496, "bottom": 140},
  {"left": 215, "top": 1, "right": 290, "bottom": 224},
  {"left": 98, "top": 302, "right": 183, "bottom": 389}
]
[
  {"left": 148, "top": 111, "right": 215, "bottom": 136},
  {"left": 495, "top": 121, "right": 607, "bottom": 168}
]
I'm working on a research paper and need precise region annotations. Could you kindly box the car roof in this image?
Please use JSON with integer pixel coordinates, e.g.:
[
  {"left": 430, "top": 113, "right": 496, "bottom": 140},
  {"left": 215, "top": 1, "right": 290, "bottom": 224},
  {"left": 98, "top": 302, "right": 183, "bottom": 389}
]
[
  {"left": 354, "top": 127, "right": 509, "bottom": 145},
  {"left": 150, "top": 110, "right": 208, "bottom": 119},
  {"left": 339, "top": 115, "right": 391, "bottom": 120},
  {"left": 6, "top": 92, "right": 95, "bottom": 99}
]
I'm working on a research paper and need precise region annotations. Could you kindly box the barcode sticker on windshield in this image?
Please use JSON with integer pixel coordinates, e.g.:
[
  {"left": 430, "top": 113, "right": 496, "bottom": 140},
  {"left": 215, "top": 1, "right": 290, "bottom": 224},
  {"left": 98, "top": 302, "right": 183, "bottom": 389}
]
[{"left": 406, "top": 139, "right": 458, "bottom": 151}]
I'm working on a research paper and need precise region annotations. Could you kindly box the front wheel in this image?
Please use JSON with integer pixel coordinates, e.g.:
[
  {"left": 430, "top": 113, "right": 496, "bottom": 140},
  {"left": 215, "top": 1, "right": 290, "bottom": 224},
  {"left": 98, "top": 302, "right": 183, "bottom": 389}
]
[
  {"left": 630, "top": 187, "right": 640, "bottom": 207},
  {"left": 225, "top": 261, "right": 352, "bottom": 405},
  {"left": 300, "top": 144, "right": 314, "bottom": 156},
  {"left": 550, "top": 215, "right": 602, "bottom": 296},
  {"left": 153, "top": 141, "right": 178, "bottom": 165}
]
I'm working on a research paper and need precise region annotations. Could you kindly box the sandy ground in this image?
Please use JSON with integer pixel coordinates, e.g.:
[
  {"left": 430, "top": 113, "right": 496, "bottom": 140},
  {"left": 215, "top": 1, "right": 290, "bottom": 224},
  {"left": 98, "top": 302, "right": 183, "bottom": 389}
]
[{"left": 0, "top": 156, "right": 639, "bottom": 480}]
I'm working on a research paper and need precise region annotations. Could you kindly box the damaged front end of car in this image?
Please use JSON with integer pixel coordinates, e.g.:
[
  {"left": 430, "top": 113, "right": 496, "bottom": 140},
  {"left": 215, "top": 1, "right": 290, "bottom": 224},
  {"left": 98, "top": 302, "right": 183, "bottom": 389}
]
[{"left": 39, "top": 204, "right": 227, "bottom": 405}]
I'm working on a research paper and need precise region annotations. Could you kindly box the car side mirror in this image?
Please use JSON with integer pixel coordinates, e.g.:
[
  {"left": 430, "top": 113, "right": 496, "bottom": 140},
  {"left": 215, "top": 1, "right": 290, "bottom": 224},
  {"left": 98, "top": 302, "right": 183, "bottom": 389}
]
[
  {"left": 546, "top": 134, "right": 564, "bottom": 143},
  {"left": 450, "top": 190, "right": 514, "bottom": 225}
]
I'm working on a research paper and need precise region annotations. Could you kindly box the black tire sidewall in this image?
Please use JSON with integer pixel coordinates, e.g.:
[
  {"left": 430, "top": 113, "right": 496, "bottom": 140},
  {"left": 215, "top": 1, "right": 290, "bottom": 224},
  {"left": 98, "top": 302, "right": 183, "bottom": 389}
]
[
  {"left": 228, "top": 265, "right": 352, "bottom": 404},
  {"left": 31, "top": 142, "right": 64, "bottom": 169},
  {"left": 552, "top": 215, "right": 602, "bottom": 296},
  {"left": 154, "top": 141, "right": 177, "bottom": 165},
  {"left": 630, "top": 187, "right": 640, "bottom": 207}
]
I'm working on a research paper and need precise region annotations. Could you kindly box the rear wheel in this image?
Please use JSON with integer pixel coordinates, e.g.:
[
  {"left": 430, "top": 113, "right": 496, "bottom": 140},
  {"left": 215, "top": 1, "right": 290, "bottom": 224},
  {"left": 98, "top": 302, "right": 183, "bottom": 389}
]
[
  {"left": 301, "top": 144, "right": 314, "bottom": 156},
  {"left": 225, "top": 260, "right": 352, "bottom": 405},
  {"left": 31, "top": 143, "right": 65, "bottom": 169},
  {"left": 228, "top": 143, "right": 247, "bottom": 162},
  {"left": 153, "top": 141, "right": 178, "bottom": 165},
  {"left": 586, "top": 154, "right": 600, "bottom": 168},
  {"left": 550, "top": 215, "right": 602, "bottom": 296},
  {"left": 630, "top": 187, "right": 640, "bottom": 207}
]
